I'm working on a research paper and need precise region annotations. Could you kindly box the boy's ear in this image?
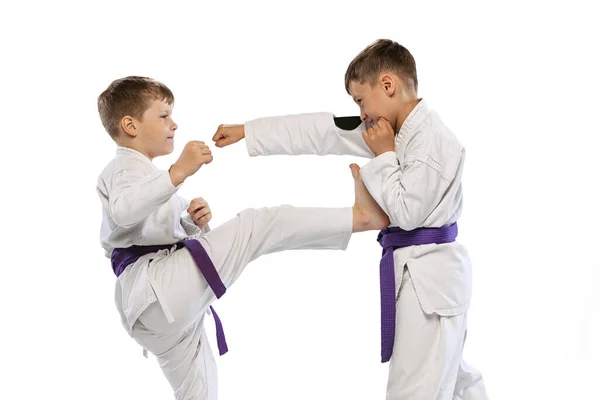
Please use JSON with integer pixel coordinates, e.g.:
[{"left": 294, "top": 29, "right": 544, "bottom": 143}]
[
  {"left": 380, "top": 73, "right": 396, "bottom": 96},
  {"left": 121, "top": 115, "right": 137, "bottom": 138}
]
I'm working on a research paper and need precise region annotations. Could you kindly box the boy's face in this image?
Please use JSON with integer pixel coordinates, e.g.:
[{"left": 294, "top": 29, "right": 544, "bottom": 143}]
[
  {"left": 349, "top": 76, "right": 398, "bottom": 132},
  {"left": 131, "top": 99, "right": 177, "bottom": 159}
]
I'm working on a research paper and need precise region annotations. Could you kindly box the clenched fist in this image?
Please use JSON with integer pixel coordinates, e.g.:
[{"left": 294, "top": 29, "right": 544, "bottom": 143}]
[
  {"left": 169, "top": 141, "right": 213, "bottom": 186},
  {"left": 187, "top": 197, "right": 212, "bottom": 229},
  {"left": 362, "top": 118, "right": 396, "bottom": 156},
  {"left": 212, "top": 124, "right": 245, "bottom": 148}
]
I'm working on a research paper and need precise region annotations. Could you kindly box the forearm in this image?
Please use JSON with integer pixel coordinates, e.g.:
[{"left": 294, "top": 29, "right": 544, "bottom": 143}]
[{"left": 244, "top": 112, "right": 374, "bottom": 158}]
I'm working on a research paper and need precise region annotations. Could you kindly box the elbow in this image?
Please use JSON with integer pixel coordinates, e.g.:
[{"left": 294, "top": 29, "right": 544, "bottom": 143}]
[
  {"left": 110, "top": 200, "right": 138, "bottom": 228},
  {"left": 390, "top": 207, "right": 425, "bottom": 232},
  {"left": 394, "top": 219, "right": 420, "bottom": 231},
  {"left": 111, "top": 212, "right": 135, "bottom": 229}
]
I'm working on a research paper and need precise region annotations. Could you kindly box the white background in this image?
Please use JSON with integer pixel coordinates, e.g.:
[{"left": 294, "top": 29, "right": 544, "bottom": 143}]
[{"left": 2, "top": 1, "right": 598, "bottom": 399}]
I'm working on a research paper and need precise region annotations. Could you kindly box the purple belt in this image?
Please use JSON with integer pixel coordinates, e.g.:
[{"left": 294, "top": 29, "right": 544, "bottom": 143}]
[
  {"left": 376, "top": 223, "right": 458, "bottom": 363},
  {"left": 111, "top": 239, "right": 228, "bottom": 356}
]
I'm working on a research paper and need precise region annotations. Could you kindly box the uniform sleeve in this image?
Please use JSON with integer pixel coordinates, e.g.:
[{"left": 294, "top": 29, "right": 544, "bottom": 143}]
[
  {"left": 180, "top": 212, "right": 211, "bottom": 237},
  {"left": 359, "top": 151, "right": 460, "bottom": 230},
  {"left": 109, "top": 166, "right": 180, "bottom": 228},
  {"left": 178, "top": 195, "right": 211, "bottom": 237},
  {"left": 244, "top": 112, "right": 374, "bottom": 158}
]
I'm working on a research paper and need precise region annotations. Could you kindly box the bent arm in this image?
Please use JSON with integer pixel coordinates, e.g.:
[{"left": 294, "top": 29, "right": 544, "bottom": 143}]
[{"left": 109, "top": 168, "right": 179, "bottom": 228}]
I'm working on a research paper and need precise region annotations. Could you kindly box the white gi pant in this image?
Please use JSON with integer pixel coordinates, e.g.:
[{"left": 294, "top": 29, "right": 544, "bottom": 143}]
[
  {"left": 114, "top": 206, "right": 353, "bottom": 400},
  {"left": 387, "top": 266, "right": 489, "bottom": 400}
]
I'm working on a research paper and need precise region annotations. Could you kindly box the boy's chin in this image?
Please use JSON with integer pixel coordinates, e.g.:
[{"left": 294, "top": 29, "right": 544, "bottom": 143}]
[{"left": 158, "top": 146, "right": 174, "bottom": 157}]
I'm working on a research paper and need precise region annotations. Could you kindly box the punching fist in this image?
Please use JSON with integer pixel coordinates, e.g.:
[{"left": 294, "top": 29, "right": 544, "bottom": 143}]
[
  {"left": 169, "top": 141, "right": 213, "bottom": 186},
  {"left": 212, "top": 124, "right": 245, "bottom": 148}
]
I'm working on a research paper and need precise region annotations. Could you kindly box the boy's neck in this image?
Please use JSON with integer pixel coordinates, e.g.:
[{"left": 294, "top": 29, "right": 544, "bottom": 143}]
[
  {"left": 117, "top": 141, "right": 153, "bottom": 161},
  {"left": 394, "top": 97, "right": 421, "bottom": 134}
]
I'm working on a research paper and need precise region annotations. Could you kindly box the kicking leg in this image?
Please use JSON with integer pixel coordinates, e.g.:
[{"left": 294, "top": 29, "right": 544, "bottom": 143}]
[
  {"left": 136, "top": 163, "right": 389, "bottom": 336},
  {"left": 197, "top": 162, "right": 389, "bottom": 289}
]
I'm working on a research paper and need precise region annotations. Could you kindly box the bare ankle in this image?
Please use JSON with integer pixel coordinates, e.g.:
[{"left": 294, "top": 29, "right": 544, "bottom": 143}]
[{"left": 351, "top": 205, "right": 370, "bottom": 233}]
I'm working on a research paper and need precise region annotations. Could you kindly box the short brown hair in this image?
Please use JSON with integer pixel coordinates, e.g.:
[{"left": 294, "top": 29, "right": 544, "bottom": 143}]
[
  {"left": 344, "top": 39, "right": 418, "bottom": 94},
  {"left": 97, "top": 76, "right": 174, "bottom": 139}
]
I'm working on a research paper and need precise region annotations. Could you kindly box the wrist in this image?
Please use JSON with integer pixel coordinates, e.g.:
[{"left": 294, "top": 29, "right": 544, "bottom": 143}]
[
  {"left": 376, "top": 147, "right": 395, "bottom": 156},
  {"left": 169, "top": 164, "right": 187, "bottom": 186}
]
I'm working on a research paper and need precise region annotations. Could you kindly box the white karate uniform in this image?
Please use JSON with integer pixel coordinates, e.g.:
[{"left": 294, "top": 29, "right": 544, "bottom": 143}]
[
  {"left": 97, "top": 146, "right": 354, "bottom": 400},
  {"left": 244, "top": 99, "right": 489, "bottom": 399}
]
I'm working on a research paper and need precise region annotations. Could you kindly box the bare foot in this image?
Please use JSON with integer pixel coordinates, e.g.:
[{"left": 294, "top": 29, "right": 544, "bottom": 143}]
[{"left": 350, "top": 163, "right": 390, "bottom": 232}]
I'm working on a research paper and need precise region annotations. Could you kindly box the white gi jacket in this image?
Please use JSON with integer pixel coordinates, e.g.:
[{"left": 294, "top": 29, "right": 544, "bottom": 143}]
[
  {"left": 96, "top": 147, "right": 208, "bottom": 333},
  {"left": 244, "top": 99, "right": 471, "bottom": 316}
]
